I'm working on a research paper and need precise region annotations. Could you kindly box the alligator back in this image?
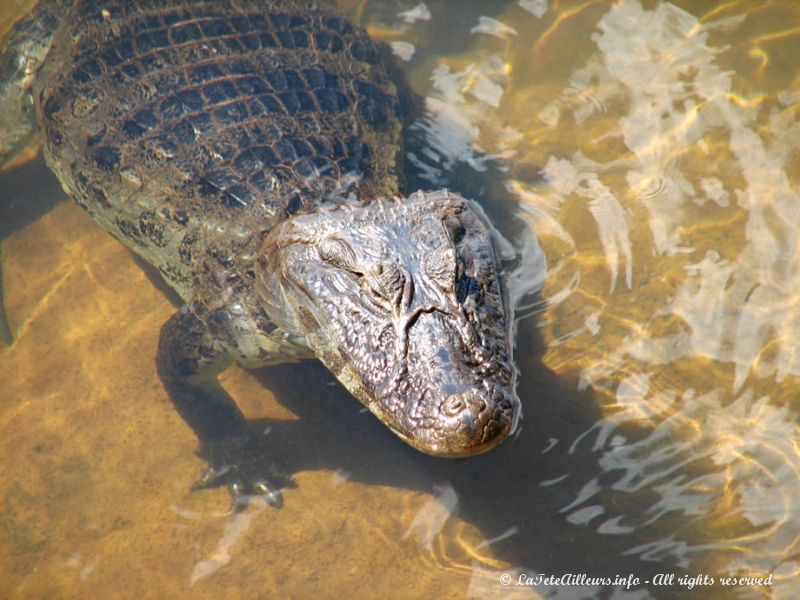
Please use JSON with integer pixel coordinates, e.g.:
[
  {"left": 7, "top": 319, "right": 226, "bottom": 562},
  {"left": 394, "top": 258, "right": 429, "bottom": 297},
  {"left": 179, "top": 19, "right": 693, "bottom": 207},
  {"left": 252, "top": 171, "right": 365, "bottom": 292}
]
[{"left": 35, "top": 0, "right": 401, "bottom": 298}]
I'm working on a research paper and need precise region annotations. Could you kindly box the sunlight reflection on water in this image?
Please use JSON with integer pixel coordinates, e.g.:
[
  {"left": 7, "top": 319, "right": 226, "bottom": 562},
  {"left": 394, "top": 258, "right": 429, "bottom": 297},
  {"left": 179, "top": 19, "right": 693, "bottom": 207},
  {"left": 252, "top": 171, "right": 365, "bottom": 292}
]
[{"left": 397, "top": 0, "right": 800, "bottom": 596}]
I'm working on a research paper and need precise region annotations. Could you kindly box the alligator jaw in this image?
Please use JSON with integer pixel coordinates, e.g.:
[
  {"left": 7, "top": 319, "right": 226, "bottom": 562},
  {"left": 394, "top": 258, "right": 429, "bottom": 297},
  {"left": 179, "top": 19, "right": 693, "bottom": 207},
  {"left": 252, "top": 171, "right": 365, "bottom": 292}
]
[{"left": 258, "top": 190, "right": 520, "bottom": 456}]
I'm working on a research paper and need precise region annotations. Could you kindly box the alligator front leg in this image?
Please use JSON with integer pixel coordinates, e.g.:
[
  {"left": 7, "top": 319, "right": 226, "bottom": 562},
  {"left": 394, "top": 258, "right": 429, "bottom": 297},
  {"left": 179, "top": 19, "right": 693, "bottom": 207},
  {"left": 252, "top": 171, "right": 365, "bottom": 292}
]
[{"left": 157, "top": 306, "right": 294, "bottom": 508}]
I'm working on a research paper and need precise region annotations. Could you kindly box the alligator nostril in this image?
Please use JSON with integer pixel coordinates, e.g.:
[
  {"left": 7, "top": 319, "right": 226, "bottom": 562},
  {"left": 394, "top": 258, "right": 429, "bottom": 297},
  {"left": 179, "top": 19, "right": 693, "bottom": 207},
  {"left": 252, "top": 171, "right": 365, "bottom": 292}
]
[
  {"left": 443, "top": 395, "right": 466, "bottom": 417},
  {"left": 442, "top": 393, "right": 490, "bottom": 418}
]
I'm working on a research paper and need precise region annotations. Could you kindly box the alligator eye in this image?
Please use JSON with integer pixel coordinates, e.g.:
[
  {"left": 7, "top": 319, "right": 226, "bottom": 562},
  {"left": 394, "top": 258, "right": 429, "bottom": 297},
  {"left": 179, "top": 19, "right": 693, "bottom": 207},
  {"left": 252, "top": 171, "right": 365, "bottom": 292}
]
[
  {"left": 456, "top": 257, "right": 478, "bottom": 303},
  {"left": 441, "top": 214, "right": 466, "bottom": 245},
  {"left": 317, "top": 237, "right": 356, "bottom": 270}
]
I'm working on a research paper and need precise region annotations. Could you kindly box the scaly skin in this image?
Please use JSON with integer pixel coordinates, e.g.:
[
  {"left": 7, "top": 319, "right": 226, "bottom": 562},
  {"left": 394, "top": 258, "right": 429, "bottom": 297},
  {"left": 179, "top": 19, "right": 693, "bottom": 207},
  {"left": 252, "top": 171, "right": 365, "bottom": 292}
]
[{"left": 1, "top": 0, "right": 520, "bottom": 505}]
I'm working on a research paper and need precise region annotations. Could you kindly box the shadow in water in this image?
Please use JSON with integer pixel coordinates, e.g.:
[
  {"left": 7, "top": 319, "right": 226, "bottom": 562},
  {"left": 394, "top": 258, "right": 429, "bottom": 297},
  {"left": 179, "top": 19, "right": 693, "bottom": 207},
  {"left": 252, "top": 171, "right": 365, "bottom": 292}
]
[
  {"left": 0, "top": 156, "right": 66, "bottom": 344},
  {"left": 219, "top": 119, "right": 686, "bottom": 589},
  {"left": 242, "top": 315, "right": 667, "bottom": 588},
  {"left": 0, "top": 157, "right": 66, "bottom": 240}
]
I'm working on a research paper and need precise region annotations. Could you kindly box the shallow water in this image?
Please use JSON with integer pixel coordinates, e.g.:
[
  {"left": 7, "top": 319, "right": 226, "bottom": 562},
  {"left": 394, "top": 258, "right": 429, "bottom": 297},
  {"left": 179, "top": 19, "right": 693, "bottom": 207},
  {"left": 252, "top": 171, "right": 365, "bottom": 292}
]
[{"left": 1, "top": 1, "right": 799, "bottom": 598}]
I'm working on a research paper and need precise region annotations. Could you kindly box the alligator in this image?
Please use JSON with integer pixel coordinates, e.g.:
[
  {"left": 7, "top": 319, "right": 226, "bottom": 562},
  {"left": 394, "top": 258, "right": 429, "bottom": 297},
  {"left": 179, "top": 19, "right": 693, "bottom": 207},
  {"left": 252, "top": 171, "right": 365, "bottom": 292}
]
[{"left": 0, "top": 0, "right": 522, "bottom": 505}]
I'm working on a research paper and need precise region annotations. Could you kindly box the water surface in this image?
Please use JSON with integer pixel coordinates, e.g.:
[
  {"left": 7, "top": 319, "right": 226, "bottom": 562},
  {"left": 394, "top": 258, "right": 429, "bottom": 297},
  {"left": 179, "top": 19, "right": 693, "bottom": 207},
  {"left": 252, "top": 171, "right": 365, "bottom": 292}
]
[{"left": 1, "top": 1, "right": 799, "bottom": 598}]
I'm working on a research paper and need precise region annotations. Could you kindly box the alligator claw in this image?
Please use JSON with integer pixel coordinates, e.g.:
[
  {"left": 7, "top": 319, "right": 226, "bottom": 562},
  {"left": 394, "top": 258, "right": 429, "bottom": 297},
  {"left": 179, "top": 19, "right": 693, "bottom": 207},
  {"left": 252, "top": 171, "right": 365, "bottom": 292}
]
[
  {"left": 191, "top": 465, "right": 231, "bottom": 490},
  {"left": 191, "top": 436, "right": 295, "bottom": 509},
  {"left": 231, "top": 488, "right": 284, "bottom": 511}
]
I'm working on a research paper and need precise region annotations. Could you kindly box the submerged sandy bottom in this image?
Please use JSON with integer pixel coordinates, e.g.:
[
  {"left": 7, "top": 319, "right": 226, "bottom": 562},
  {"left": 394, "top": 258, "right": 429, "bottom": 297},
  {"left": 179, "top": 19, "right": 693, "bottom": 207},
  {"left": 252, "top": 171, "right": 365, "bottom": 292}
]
[{"left": 0, "top": 201, "right": 487, "bottom": 599}]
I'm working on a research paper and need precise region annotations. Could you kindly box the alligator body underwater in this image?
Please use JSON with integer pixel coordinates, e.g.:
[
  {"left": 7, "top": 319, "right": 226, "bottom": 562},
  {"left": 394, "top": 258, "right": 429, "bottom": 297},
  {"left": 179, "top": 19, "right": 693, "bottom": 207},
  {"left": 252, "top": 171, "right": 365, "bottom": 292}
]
[{"left": 0, "top": 0, "right": 522, "bottom": 504}]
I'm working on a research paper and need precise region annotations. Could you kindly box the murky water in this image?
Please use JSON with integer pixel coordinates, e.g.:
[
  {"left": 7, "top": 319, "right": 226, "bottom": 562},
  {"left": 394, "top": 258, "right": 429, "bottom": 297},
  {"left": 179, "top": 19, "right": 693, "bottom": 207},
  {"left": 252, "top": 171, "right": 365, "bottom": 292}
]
[{"left": 2, "top": 1, "right": 799, "bottom": 598}]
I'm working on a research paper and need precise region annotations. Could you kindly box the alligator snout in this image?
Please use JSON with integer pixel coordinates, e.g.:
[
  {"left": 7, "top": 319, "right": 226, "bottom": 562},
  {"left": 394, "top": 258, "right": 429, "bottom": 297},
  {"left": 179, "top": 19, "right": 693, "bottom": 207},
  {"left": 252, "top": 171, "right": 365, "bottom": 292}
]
[{"left": 426, "top": 388, "right": 514, "bottom": 456}]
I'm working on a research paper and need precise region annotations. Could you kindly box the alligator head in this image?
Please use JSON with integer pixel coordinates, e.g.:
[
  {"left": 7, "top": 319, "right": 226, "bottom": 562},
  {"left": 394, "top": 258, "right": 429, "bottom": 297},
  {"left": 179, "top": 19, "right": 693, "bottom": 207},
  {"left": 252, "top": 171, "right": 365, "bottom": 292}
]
[{"left": 258, "top": 190, "right": 519, "bottom": 457}]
